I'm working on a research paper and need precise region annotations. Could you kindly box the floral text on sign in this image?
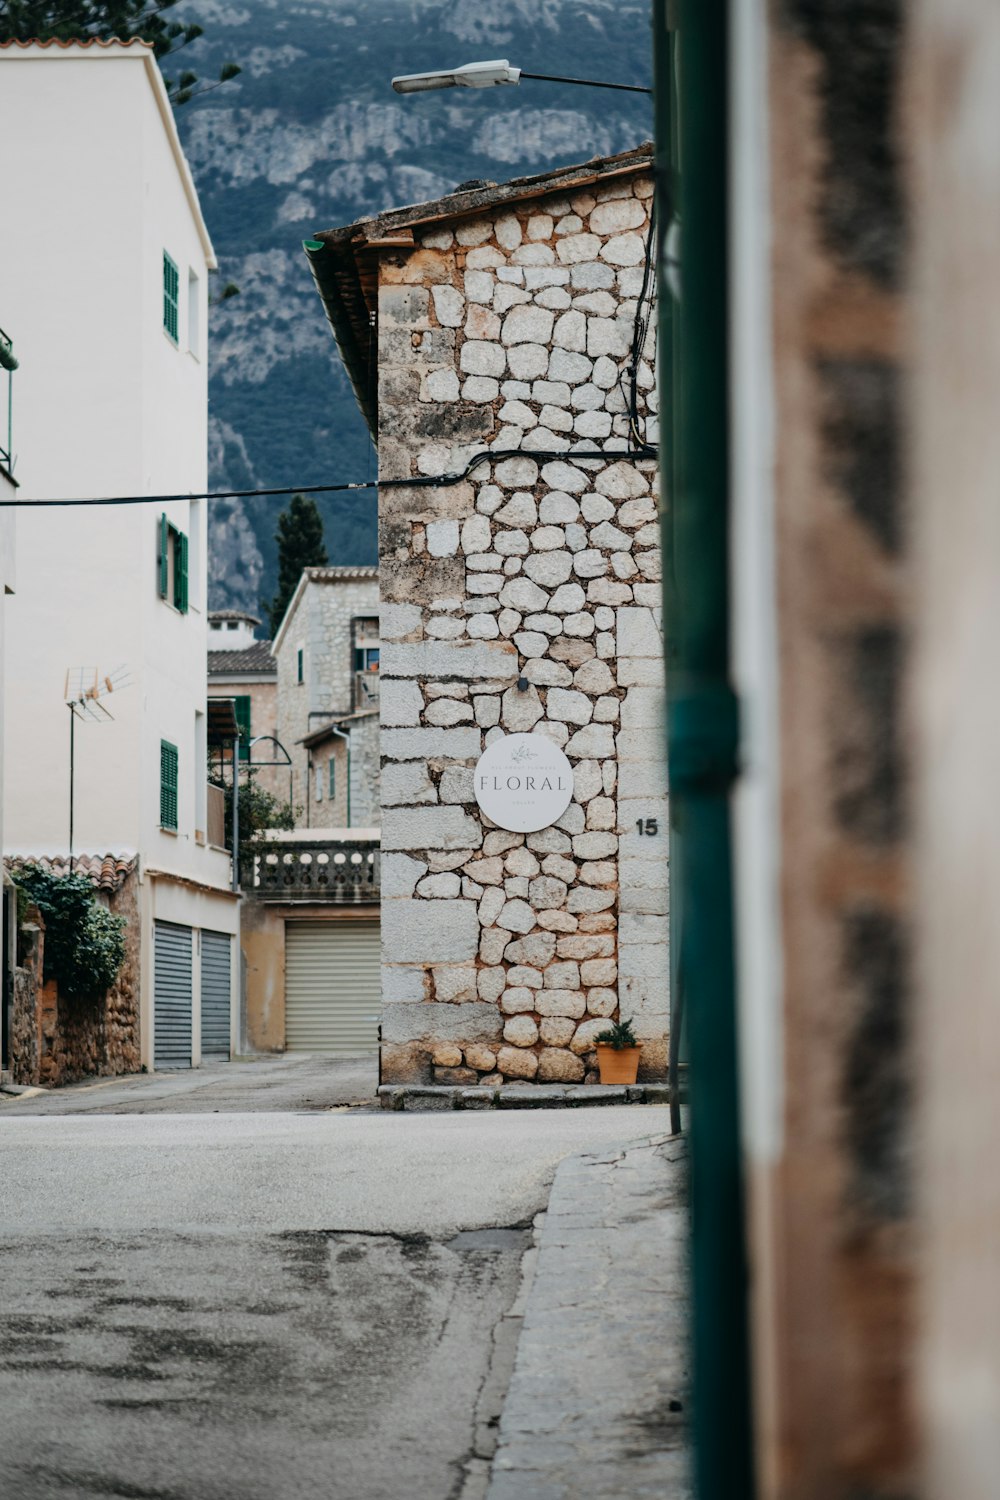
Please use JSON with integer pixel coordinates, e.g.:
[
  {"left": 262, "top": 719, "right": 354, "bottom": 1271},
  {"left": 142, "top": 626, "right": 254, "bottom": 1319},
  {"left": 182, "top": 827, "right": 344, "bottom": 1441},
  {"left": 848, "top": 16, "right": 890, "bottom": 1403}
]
[{"left": 473, "top": 732, "right": 575, "bottom": 833}]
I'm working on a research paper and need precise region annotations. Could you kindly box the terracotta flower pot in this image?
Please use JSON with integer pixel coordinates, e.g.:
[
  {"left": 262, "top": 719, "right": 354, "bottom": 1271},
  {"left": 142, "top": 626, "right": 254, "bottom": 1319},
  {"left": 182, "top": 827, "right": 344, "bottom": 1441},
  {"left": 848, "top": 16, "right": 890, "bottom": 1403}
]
[{"left": 596, "top": 1043, "right": 642, "bottom": 1086}]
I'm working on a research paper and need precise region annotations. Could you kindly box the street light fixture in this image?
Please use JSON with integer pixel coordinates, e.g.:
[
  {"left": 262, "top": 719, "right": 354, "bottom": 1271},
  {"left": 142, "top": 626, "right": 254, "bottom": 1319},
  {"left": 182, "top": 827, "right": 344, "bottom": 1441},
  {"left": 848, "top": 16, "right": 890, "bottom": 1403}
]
[{"left": 391, "top": 59, "right": 651, "bottom": 96}]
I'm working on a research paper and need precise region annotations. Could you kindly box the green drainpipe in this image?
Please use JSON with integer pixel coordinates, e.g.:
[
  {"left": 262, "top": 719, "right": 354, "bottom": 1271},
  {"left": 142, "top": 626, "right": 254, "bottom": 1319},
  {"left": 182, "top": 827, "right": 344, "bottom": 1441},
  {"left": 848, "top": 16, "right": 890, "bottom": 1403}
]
[{"left": 654, "top": 3, "right": 756, "bottom": 1497}]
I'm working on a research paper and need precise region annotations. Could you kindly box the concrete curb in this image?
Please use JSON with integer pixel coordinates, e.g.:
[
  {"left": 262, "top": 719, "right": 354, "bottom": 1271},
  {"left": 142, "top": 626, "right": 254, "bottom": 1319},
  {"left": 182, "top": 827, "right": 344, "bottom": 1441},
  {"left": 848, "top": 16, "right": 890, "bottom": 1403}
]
[
  {"left": 485, "top": 1133, "right": 691, "bottom": 1499},
  {"left": 377, "top": 1082, "right": 670, "bottom": 1111}
]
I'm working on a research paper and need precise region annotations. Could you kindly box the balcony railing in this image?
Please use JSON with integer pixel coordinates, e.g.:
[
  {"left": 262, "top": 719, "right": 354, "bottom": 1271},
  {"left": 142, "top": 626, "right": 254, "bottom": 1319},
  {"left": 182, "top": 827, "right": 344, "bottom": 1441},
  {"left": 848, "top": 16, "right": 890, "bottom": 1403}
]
[
  {"left": 241, "top": 836, "right": 379, "bottom": 902},
  {"left": 0, "top": 327, "right": 17, "bottom": 472},
  {"left": 207, "top": 782, "right": 226, "bottom": 848},
  {"left": 354, "top": 670, "right": 380, "bottom": 708}
]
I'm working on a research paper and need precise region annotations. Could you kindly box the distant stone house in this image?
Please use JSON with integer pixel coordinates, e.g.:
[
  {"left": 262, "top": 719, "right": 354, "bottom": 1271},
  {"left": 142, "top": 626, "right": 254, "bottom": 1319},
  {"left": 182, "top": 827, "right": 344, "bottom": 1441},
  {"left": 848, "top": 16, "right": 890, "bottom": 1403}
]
[
  {"left": 271, "top": 566, "right": 380, "bottom": 830},
  {"left": 304, "top": 145, "right": 668, "bottom": 1086},
  {"left": 207, "top": 610, "right": 285, "bottom": 804},
  {"left": 235, "top": 568, "right": 381, "bottom": 1062}
]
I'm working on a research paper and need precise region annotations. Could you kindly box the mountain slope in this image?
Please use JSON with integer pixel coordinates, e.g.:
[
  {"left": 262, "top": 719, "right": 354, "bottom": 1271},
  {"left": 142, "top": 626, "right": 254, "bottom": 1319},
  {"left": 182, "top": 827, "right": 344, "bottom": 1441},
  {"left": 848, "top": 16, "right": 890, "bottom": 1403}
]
[{"left": 174, "top": 0, "right": 653, "bottom": 611}]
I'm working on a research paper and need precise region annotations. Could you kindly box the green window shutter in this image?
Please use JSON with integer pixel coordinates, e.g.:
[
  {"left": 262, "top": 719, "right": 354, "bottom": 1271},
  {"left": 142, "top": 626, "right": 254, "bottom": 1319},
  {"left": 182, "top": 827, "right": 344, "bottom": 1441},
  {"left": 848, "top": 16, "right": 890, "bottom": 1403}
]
[
  {"left": 297, "top": 648, "right": 304, "bottom": 684},
  {"left": 175, "top": 530, "right": 189, "bottom": 613},
  {"left": 158, "top": 514, "right": 169, "bottom": 597},
  {"left": 160, "top": 740, "right": 179, "bottom": 830},
  {"left": 328, "top": 757, "right": 336, "bottom": 799},
  {"left": 234, "top": 695, "right": 252, "bottom": 762},
  {"left": 163, "top": 252, "right": 179, "bottom": 342}
]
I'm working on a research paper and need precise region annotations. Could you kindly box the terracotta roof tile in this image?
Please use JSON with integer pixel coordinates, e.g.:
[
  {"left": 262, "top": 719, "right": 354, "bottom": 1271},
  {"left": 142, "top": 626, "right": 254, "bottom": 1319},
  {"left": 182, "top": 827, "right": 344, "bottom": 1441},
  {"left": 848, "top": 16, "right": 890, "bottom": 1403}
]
[
  {"left": 6, "top": 852, "right": 138, "bottom": 893},
  {"left": 0, "top": 37, "right": 151, "bottom": 51}
]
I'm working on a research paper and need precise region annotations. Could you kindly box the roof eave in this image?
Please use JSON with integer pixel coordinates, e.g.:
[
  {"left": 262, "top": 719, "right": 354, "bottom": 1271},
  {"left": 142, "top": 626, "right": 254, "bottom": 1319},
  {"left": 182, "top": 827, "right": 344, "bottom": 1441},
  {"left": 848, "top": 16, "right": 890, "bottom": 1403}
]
[
  {"left": 303, "top": 143, "right": 653, "bottom": 436},
  {"left": 304, "top": 236, "right": 376, "bottom": 438}
]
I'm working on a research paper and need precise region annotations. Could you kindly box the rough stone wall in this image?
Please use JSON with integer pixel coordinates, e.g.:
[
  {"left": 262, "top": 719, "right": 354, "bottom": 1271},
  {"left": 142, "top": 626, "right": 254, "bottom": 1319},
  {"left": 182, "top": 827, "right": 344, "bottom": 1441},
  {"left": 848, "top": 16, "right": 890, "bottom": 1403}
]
[
  {"left": 11, "top": 879, "right": 141, "bottom": 1087},
  {"left": 377, "top": 167, "right": 668, "bottom": 1087},
  {"left": 750, "top": 5, "right": 914, "bottom": 1495},
  {"left": 11, "top": 916, "right": 42, "bottom": 1085},
  {"left": 275, "top": 575, "right": 379, "bottom": 824}
]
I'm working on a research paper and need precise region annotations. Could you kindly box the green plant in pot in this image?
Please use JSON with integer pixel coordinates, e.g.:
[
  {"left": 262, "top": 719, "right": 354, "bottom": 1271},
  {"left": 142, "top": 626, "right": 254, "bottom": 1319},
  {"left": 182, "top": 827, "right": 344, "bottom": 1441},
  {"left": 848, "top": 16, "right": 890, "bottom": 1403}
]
[{"left": 594, "top": 1017, "right": 642, "bottom": 1086}]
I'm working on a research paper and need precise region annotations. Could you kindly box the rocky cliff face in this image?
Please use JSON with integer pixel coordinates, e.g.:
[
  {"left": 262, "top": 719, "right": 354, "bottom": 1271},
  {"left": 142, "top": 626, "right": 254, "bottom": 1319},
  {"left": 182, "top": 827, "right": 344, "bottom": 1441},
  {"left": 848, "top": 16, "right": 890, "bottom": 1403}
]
[{"left": 174, "top": 0, "right": 652, "bottom": 610}]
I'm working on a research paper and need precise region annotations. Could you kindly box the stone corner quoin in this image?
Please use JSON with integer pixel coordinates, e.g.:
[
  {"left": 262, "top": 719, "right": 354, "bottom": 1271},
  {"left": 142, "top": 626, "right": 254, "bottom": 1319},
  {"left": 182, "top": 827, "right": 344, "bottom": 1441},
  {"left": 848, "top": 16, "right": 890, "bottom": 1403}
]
[{"left": 377, "top": 165, "right": 669, "bottom": 1090}]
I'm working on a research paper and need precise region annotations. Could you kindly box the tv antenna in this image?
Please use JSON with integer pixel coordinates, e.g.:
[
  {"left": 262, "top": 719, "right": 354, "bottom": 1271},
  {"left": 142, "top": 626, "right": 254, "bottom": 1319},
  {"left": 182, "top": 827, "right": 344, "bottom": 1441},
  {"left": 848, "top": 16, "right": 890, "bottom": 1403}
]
[{"left": 64, "top": 665, "right": 131, "bottom": 872}]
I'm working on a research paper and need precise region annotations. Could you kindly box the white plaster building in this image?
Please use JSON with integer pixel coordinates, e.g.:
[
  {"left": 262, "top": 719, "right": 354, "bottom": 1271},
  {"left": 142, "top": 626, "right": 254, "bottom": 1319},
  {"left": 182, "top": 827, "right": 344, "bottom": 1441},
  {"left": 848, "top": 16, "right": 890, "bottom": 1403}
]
[
  {"left": 0, "top": 39, "right": 239, "bottom": 1071},
  {"left": 0, "top": 328, "right": 17, "bottom": 1074}
]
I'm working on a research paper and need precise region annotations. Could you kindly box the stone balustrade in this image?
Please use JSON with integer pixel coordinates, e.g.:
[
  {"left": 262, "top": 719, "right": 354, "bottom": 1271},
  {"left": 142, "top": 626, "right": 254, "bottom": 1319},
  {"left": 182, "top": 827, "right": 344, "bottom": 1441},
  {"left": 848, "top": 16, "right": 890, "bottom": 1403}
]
[{"left": 242, "top": 838, "right": 379, "bottom": 902}]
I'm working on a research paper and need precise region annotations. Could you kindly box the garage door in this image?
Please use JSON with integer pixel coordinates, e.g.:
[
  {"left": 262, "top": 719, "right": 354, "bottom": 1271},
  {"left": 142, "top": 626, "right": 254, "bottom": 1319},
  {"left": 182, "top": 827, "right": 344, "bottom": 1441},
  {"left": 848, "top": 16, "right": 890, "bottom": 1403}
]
[
  {"left": 154, "top": 922, "right": 192, "bottom": 1069},
  {"left": 201, "top": 930, "right": 232, "bottom": 1061},
  {"left": 285, "top": 920, "right": 379, "bottom": 1056}
]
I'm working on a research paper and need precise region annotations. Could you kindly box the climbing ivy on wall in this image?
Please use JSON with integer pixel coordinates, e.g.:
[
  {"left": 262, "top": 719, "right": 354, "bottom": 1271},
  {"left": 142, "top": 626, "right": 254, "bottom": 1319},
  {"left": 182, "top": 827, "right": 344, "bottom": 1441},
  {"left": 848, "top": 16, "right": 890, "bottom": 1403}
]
[{"left": 13, "top": 867, "right": 126, "bottom": 1002}]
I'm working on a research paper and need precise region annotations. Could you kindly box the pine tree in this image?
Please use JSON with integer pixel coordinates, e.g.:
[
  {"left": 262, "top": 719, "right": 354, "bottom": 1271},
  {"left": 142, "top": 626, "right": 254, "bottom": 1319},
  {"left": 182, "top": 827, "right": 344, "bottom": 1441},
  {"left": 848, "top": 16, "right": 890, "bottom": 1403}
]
[
  {"left": 0, "top": 2, "right": 241, "bottom": 106},
  {"left": 267, "top": 495, "right": 328, "bottom": 636}
]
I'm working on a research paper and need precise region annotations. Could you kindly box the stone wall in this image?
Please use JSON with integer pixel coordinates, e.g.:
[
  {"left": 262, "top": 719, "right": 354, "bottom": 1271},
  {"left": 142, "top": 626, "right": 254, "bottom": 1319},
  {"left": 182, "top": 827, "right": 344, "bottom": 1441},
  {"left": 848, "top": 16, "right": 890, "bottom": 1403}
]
[
  {"left": 11, "top": 878, "right": 141, "bottom": 1087},
  {"left": 274, "top": 572, "right": 379, "bottom": 824},
  {"left": 11, "top": 916, "right": 42, "bottom": 1085},
  {"left": 376, "top": 164, "right": 668, "bottom": 1086}
]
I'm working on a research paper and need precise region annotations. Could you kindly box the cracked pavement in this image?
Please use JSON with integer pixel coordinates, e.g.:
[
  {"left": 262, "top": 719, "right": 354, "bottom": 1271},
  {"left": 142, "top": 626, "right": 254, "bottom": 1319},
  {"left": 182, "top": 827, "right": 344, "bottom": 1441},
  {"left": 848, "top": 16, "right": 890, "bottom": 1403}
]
[
  {"left": 488, "top": 1135, "right": 690, "bottom": 1499},
  {"left": 0, "top": 1078, "right": 668, "bottom": 1499}
]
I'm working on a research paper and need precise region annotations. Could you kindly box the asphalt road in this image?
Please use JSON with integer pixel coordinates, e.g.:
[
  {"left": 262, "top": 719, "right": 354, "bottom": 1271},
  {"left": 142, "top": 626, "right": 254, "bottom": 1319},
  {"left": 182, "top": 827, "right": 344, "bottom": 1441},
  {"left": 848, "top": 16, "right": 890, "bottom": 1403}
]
[
  {"left": 0, "top": 1087, "right": 668, "bottom": 1500},
  {"left": 0, "top": 1053, "right": 378, "bottom": 1115}
]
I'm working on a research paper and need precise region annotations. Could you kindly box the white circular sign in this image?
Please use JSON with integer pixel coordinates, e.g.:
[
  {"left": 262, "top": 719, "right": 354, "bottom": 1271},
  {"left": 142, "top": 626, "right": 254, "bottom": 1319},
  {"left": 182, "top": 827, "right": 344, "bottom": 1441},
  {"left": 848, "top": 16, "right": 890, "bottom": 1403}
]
[{"left": 474, "top": 732, "right": 574, "bottom": 833}]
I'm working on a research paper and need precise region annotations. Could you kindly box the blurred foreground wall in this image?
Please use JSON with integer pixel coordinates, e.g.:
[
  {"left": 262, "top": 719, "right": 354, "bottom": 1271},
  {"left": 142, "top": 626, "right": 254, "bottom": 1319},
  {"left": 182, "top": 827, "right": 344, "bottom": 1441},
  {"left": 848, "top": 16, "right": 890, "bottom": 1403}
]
[
  {"left": 910, "top": 2, "right": 1000, "bottom": 1496},
  {"left": 730, "top": 2, "right": 915, "bottom": 1496},
  {"left": 730, "top": 0, "right": 1000, "bottom": 1495}
]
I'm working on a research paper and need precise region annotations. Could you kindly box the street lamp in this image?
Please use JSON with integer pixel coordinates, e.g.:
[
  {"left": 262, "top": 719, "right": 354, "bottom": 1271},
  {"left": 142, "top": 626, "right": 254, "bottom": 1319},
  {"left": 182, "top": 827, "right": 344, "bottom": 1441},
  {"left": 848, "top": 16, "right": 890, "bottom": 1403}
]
[{"left": 392, "top": 59, "right": 651, "bottom": 96}]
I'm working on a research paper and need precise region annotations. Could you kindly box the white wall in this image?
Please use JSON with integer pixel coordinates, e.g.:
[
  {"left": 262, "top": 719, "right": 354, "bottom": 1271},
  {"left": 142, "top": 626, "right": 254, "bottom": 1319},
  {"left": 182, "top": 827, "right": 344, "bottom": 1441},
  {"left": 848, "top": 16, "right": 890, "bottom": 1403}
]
[
  {"left": 0, "top": 45, "right": 226, "bottom": 889},
  {"left": 0, "top": 465, "right": 15, "bottom": 868}
]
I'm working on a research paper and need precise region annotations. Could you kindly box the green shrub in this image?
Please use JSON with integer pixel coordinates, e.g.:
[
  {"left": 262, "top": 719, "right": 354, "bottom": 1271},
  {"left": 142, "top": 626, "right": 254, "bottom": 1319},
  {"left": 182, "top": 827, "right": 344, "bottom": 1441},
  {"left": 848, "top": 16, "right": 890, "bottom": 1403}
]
[
  {"left": 594, "top": 1018, "right": 639, "bottom": 1050},
  {"left": 13, "top": 866, "right": 126, "bottom": 1002},
  {"left": 208, "top": 771, "right": 297, "bottom": 850}
]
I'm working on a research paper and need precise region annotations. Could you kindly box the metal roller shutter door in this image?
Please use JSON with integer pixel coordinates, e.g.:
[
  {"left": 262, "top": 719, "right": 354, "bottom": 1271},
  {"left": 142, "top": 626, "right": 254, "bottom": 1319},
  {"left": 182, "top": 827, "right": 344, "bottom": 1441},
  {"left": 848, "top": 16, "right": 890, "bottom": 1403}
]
[
  {"left": 201, "top": 930, "right": 232, "bottom": 1061},
  {"left": 285, "top": 920, "right": 379, "bottom": 1056},
  {"left": 154, "top": 922, "right": 192, "bottom": 1069}
]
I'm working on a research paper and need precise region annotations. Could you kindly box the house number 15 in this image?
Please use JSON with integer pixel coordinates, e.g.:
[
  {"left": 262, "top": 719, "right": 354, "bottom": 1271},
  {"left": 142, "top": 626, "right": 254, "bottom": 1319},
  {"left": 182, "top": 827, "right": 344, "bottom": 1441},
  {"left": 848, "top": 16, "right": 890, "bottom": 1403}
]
[{"left": 636, "top": 818, "right": 659, "bottom": 836}]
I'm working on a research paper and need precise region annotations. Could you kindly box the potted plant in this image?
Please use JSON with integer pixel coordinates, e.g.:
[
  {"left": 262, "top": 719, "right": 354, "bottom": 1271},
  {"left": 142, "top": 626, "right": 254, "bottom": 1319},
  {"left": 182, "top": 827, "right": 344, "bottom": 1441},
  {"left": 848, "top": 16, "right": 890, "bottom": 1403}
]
[{"left": 594, "top": 1018, "right": 642, "bottom": 1085}]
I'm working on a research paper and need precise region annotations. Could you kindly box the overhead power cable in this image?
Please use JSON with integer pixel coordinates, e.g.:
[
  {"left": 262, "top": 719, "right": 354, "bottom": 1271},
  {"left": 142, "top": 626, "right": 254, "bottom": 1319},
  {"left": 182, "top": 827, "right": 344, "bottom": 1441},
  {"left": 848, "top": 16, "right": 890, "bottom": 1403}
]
[{"left": 0, "top": 443, "right": 657, "bottom": 509}]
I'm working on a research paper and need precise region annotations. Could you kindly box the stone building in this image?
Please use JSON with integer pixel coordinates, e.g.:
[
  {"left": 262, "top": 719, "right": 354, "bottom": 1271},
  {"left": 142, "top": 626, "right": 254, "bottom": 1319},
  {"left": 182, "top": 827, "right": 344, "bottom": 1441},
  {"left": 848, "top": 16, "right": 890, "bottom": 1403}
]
[
  {"left": 305, "top": 144, "right": 667, "bottom": 1086},
  {"left": 207, "top": 610, "right": 285, "bottom": 804},
  {"left": 6, "top": 853, "right": 140, "bottom": 1086},
  {"left": 271, "top": 565, "right": 380, "bottom": 830}
]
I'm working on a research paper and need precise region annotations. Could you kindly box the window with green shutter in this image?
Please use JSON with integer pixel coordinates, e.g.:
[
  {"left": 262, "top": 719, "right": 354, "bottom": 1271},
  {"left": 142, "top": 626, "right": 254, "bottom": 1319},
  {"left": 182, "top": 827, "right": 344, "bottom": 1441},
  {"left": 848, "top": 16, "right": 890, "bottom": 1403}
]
[
  {"left": 158, "top": 513, "right": 169, "bottom": 598},
  {"left": 234, "top": 695, "right": 252, "bottom": 761},
  {"left": 297, "top": 647, "right": 304, "bottom": 684},
  {"left": 328, "top": 757, "right": 336, "bottom": 799},
  {"left": 174, "top": 529, "right": 188, "bottom": 613},
  {"left": 157, "top": 515, "right": 189, "bottom": 614},
  {"left": 160, "top": 740, "right": 179, "bottom": 830},
  {"left": 163, "top": 252, "right": 179, "bottom": 342}
]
